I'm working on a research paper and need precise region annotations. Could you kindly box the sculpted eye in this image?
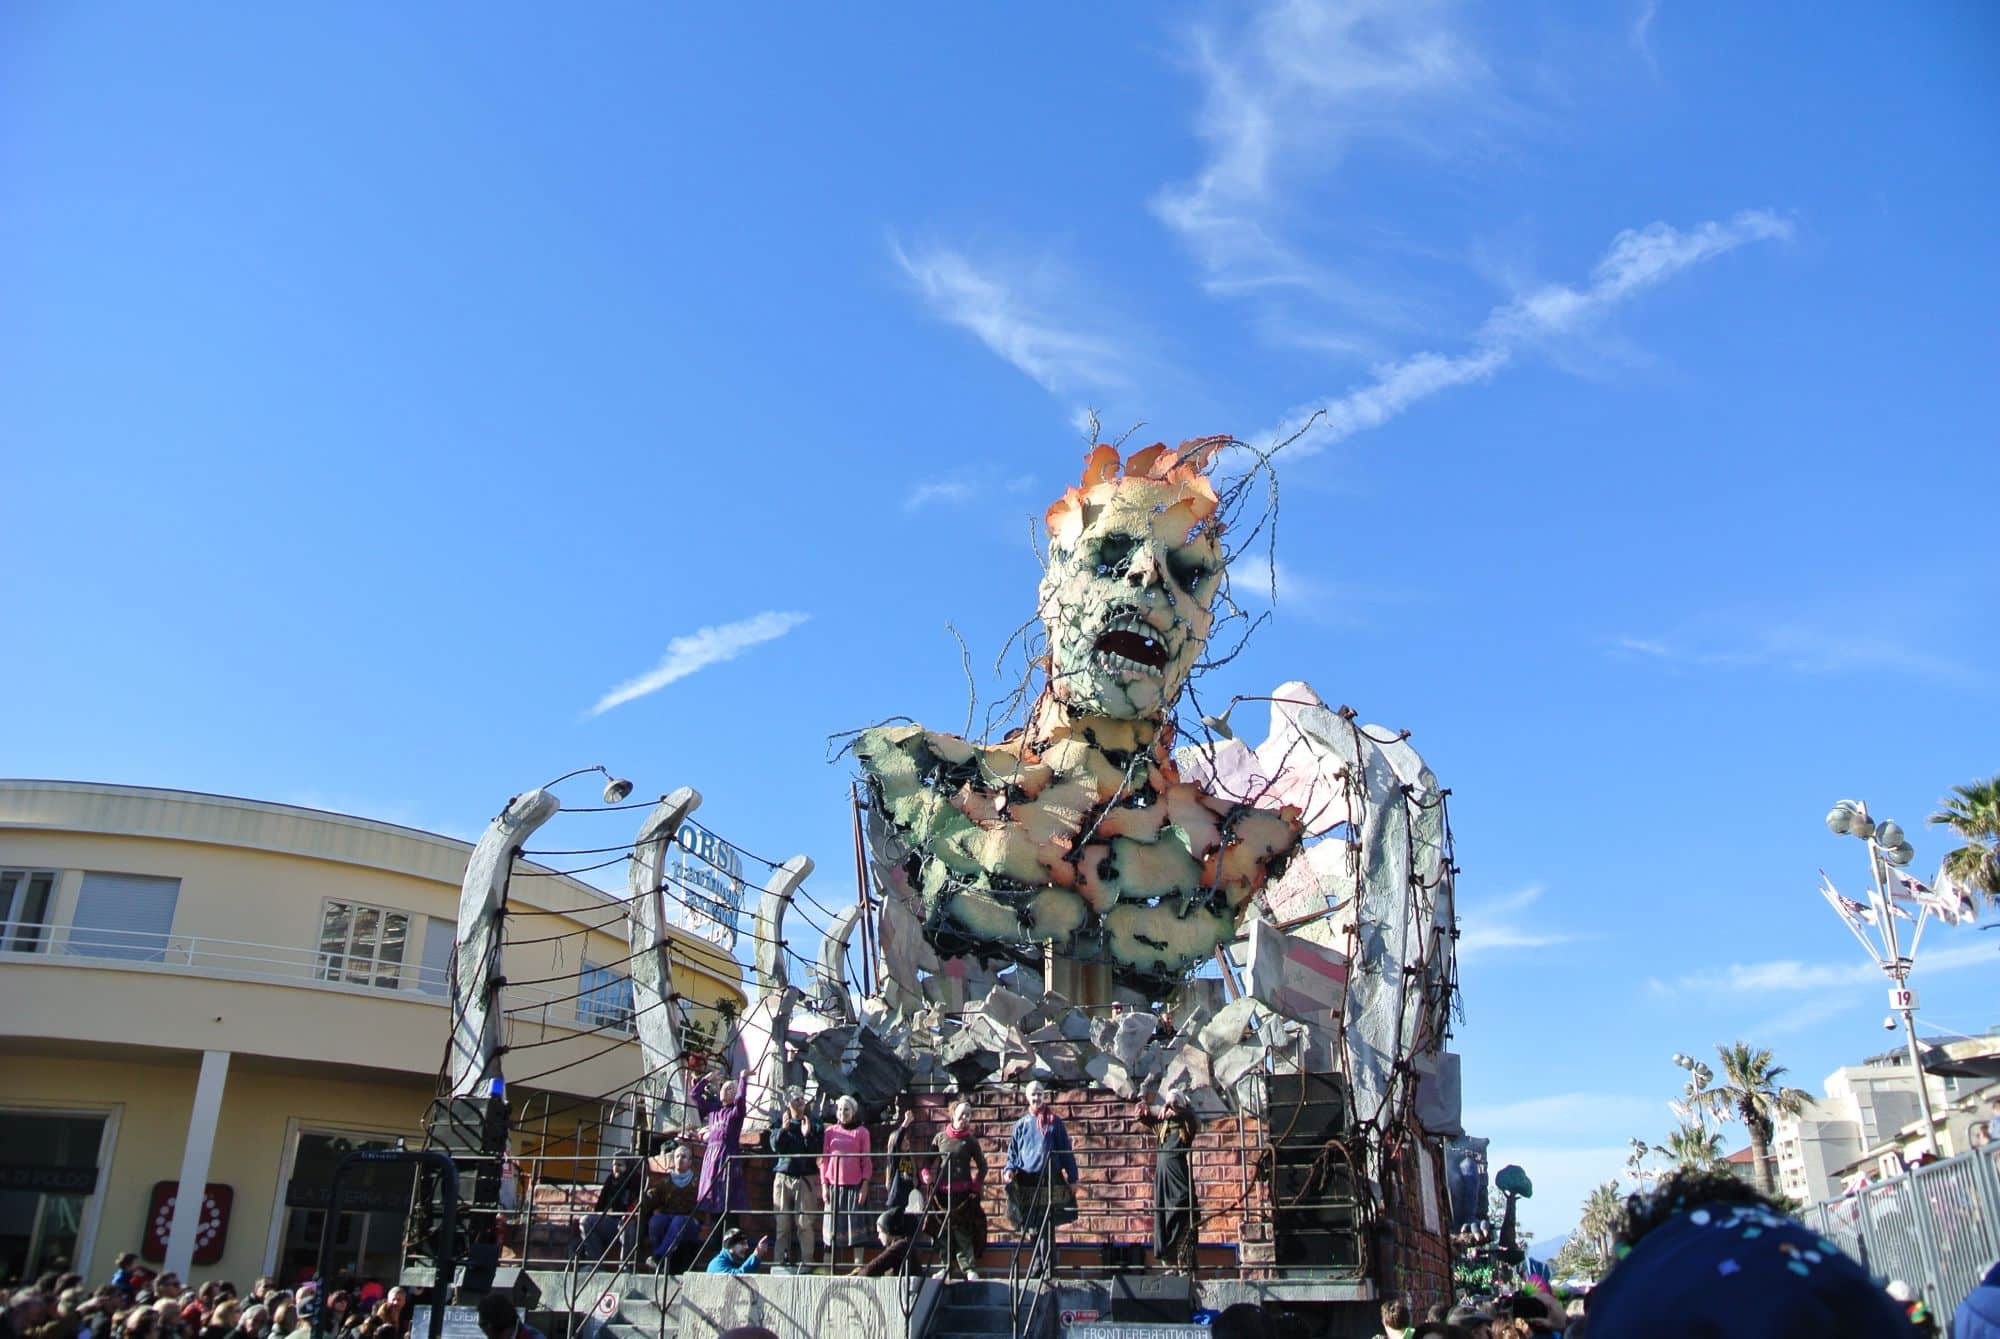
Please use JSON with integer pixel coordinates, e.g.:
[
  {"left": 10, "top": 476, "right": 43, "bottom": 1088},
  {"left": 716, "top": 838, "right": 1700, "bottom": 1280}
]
[
  {"left": 1093, "top": 535, "right": 1139, "bottom": 578},
  {"left": 1167, "top": 552, "right": 1213, "bottom": 592}
]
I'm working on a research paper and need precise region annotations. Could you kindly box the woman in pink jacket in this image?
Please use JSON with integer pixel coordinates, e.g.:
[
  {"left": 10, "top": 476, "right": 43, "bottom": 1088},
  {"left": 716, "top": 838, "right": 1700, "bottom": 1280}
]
[{"left": 819, "top": 1095, "right": 872, "bottom": 1264}]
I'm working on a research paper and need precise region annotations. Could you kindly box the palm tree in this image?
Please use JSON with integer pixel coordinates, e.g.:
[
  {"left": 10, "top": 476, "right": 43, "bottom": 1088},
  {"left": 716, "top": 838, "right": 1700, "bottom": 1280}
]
[
  {"left": 1655, "top": 1121, "right": 1725, "bottom": 1171},
  {"left": 1698, "top": 1042, "right": 1810, "bottom": 1197},
  {"left": 1929, "top": 774, "right": 2000, "bottom": 906},
  {"left": 1577, "top": 1181, "right": 1625, "bottom": 1258}
]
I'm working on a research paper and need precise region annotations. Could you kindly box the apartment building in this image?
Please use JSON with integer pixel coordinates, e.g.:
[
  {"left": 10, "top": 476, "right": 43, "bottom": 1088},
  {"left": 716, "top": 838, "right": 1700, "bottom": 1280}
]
[{"left": 0, "top": 781, "right": 744, "bottom": 1288}]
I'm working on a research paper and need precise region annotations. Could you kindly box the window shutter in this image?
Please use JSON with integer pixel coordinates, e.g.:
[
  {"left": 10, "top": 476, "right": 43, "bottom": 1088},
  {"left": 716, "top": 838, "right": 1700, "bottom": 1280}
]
[
  {"left": 70, "top": 872, "right": 182, "bottom": 961},
  {"left": 418, "top": 916, "right": 454, "bottom": 996}
]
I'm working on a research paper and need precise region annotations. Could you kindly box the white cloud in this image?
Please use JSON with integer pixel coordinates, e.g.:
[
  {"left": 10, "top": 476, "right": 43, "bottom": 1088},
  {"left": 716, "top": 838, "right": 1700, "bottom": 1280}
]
[
  {"left": 1661, "top": 942, "right": 1996, "bottom": 995},
  {"left": 589, "top": 611, "right": 810, "bottom": 717},
  {"left": 904, "top": 480, "right": 975, "bottom": 512},
  {"left": 1154, "top": 0, "right": 1485, "bottom": 297},
  {"left": 1458, "top": 884, "right": 1590, "bottom": 958},
  {"left": 1264, "top": 210, "right": 1793, "bottom": 456},
  {"left": 892, "top": 242, "right": 1129, "bottom": 396},
  {"left": 1608, "top": 623, "right": 1970, "bottom": 680},
  {"left": 1631, "top": 0, "right": 1661, "bottom": 63},
  {"left": 1229, "top": 553, "right": 1323, "bottom": 607}
]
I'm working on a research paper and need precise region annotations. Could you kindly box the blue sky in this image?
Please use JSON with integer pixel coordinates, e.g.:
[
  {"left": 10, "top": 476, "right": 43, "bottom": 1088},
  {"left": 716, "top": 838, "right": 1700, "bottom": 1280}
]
[{"left": 4, "top": 3, "right": 1996, "bottom": 1237}]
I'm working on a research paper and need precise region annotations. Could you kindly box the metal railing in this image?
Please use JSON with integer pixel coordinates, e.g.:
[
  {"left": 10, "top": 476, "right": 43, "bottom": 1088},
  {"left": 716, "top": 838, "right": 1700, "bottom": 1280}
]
[
  {"left": 1803, "top": 1140, "right": 2000, "bottom": 1327},
  {"left": 0, "top": 922, "right": 608, "bottom": 1024}
]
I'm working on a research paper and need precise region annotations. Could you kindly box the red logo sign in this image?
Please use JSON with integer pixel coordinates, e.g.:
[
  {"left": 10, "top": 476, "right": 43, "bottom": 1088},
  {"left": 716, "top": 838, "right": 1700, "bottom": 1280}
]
[{"left": 142, "top": 1183, "right": 233, "bottom": 1265}]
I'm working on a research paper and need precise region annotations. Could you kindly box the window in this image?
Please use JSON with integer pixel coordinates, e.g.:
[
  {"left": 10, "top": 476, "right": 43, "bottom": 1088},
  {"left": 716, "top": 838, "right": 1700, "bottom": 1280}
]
[
  {"left": 0, "top": 870, "right": 58, "bottom": 952},
  {"left": 316, "top": 901, "right": 411, "bottom": 989},
  {"left": 70, "top": 872, "right": 180, "bottom": 961},
  {"left": 577, "top": 962, "right": 634, "bottom": 1032}
]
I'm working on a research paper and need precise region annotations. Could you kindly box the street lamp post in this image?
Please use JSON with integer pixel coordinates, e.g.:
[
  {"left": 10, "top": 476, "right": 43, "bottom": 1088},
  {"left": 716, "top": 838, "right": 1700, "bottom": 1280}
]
[{"left": 1824, "top": 799, "right": 1939, "bottom": 1159}]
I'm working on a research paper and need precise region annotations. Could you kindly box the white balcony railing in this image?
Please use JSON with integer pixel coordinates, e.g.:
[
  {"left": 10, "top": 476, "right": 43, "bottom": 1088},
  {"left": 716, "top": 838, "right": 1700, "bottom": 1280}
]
[{"left": 0, "top": 922, "right": 608, "bottom": 1031}]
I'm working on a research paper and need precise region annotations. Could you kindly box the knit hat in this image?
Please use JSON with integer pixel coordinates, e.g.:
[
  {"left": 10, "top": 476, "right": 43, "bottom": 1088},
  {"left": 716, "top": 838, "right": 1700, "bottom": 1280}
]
[{"left": 1590, "top": 1198, "right": 1915, "bottom": 1337}]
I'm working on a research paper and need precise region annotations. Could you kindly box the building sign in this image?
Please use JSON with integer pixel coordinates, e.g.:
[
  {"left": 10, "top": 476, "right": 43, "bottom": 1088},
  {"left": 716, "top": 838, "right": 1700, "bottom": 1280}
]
[
  {"left": 142, "top": 1182, "right": 232, "bottom": 1265},
  {"left": 0, "top": 1164, "right": 98, "bottom": 1194},
  {"left": 670, "top": 820, "right": 745, "bottom": 952}
]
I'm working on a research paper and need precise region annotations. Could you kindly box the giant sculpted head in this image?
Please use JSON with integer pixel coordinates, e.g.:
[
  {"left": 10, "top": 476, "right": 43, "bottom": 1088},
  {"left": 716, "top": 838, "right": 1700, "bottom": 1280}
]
[{"left": 855, "top": 439, "right": 1301, "bottom": 997}]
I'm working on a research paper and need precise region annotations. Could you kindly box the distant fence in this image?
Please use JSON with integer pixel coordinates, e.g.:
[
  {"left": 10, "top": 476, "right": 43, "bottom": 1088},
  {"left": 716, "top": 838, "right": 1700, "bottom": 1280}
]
[{"left": 1804, "top": 1141, "right": 2000, "bottom": 1330}]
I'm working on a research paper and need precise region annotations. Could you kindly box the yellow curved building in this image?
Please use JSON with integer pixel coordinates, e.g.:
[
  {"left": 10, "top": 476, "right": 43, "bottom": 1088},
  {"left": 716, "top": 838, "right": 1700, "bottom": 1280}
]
[{"left": 0, "top": 780, "right": 743, "bottom": 1288}]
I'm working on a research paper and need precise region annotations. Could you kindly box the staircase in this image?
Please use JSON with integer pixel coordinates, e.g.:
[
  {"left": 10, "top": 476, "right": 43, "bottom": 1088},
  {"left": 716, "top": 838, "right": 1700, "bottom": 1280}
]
[
  {"left": 601, "top": 1280, "right": 673, "bottom": 1339},
  {"left": 924, "top": 1280, "right": 1039, "bottom": 1339}
]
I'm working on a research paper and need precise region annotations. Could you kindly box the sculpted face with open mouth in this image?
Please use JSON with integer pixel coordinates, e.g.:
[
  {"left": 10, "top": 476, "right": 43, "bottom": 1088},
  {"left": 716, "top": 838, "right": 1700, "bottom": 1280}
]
[
  {"left": 855, "top": 439, "right": 1302, "bottom": 997},
  {"left": 1039, "top": 463, "right": 1219, "bottom": 720}
]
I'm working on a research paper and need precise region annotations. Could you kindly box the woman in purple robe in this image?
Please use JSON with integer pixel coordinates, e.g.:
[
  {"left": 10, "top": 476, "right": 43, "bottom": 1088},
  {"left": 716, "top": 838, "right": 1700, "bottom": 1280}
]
[{"left": 690, "top": 1073, "right": 749, "bottom": 1219}]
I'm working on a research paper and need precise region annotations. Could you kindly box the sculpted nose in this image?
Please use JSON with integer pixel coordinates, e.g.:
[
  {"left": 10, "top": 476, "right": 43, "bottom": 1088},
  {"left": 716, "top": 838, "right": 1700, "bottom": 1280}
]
[{"left": 1125, "top": 547, "right": 1166, "bottom": 589}]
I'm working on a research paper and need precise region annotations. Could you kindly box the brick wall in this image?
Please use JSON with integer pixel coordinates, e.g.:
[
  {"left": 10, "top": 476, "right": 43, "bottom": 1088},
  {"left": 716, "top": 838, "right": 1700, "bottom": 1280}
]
[{"left": 712, "top": 1083, "right": 1449, "bottom": 1291}]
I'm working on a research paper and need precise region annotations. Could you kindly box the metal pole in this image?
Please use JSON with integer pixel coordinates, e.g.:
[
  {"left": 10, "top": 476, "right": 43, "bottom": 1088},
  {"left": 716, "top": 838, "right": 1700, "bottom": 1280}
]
[
  {"left": 1868, "top": 840, "right": 1938, "bottom": 1156},
  {"left": 849, "top": 787, "right": 877, "bottom": 998}
]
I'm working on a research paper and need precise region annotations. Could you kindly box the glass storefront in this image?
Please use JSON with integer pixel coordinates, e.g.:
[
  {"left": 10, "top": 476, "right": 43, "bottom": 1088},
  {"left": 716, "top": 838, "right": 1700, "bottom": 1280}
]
[
  {"left": 274, "top": 1132, "right": 416, "bottom": 1287},
  {"left": 0, "top": 1112, "right": 108, "bottom": 1281}
]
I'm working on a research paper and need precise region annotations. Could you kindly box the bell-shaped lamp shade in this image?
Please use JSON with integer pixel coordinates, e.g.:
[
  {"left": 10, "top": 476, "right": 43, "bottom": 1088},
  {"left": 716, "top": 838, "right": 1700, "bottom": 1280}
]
[
  {"left": 1826, "top": 801, "right": 1857, "bottom": 835},
  {"left": 1883, "top": 840, "right": 1916, "bottom": 867},
  {"left": 1851, "top": 813, "right": 1876, "bottom": 839},
  {"left": 1201, "top": 703, "right": 1238, "bottom": 740},
  {"left": 1875, "top": 819, "right": 1905, "bottom": 848},
  {"left": 602, "top": 776, "right": 635, "bottom": 804}
]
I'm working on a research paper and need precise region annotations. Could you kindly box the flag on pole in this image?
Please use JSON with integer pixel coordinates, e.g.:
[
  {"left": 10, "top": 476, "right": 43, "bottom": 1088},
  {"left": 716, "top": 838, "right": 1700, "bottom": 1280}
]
[
  {"left": 1927, "top": 867, "right": 1979, "bottom": 926},
  {"left": 1819, "top": 870, "right": 1875, "bottom": 933}
]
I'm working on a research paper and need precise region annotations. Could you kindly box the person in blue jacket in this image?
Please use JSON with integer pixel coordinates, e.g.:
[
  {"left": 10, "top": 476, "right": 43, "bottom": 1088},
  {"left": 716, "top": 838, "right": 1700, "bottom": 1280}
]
[
  {"left": 705, "top": 1229, "right": 772, "bottom": 1274},
  {"left": 1957, "top": 1258, "right": 2000, "bottom": 1339},
  {"left": 1004, "top": 1082, "right": 1078, "bottom": 1279}
]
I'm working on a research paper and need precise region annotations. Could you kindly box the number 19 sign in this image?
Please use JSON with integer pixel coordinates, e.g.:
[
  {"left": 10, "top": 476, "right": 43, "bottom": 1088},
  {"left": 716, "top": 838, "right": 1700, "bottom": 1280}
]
[{"left": 1889, "top": 987, "right": 1917, "bottom": 1012}]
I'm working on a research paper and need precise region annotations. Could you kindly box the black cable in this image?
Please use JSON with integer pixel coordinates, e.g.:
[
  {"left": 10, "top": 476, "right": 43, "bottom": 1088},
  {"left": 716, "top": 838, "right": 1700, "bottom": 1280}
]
[{"left": 512, "top": 854, "right": 633, "bottom": 878}]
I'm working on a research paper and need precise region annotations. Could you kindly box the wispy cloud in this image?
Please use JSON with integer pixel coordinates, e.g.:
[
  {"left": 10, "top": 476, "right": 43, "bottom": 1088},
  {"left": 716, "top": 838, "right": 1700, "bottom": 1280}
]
[
  {"left": 1458, "top": 884, "right": 1591, "bottom": 958},
  {"left": 892, "top": 242, "right": 1130, "bottom": 396},
  {"left": 1264, "top": 210, "right": 1794, "bottom": 455},
  {"left": 589, "top": 611, "right": 809, "bottom": 717},
  {"left": 904, "top": 480, "right": 975, "bottom": 512},
  {"left": 1653, "top": 942, "right": 1996, "bottom": 996},
  {"left": 1153, "top": 0, "right": 1486, "bottom": 299},
  {"left": 1608, "top": 623, "right": 1970, "bottom": 680},
  {"left": 1631, "top": 0, "right": 1661, "bottom": 64},
  {"left": 1229, "top": 552, "right": 1323, "bottom": 606}
]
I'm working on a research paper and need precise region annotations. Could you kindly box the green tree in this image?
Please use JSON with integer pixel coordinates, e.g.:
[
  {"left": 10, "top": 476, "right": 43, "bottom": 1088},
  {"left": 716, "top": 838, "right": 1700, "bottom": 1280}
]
[
  {"left": 1698, "top": 1042, "right": 1810, "bottom": 1197},
  {"left": 1550, "top": 1233, "right": 1605, "bottom": 1283},
  {"left": 1929, "top": 774, "right": 2000, "bottom": 906},
  {"left": 1577, "top": 1181, "right": 1625, "bottom": 1259},
  {"left": 1655, "top": 1122, "right": 1725, "bottom": 1171}
]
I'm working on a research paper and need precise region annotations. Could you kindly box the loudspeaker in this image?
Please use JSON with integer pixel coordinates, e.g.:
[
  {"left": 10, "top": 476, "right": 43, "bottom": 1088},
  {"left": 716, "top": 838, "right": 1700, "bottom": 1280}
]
[
  {"left": 1273, "top": 1228, "right": 1364, "bottom": 1270},
  {"left": 1111, "top": 1274, "right": 1193, "bottom": 1323},
  {"left": 453, "top": 1250, "right": 541, "bottom": 1309},
  {"left": 1262, "top": 1072, "right": 1347, "bottom": 1145},
  {"left": 1272, "top": 1162, "right": 1358, "bottom": 1230}
]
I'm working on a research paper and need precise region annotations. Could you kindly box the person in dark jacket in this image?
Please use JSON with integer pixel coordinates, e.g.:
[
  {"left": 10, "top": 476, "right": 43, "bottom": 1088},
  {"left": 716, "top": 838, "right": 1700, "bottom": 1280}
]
[
  {"left": 1137, "top": 1091, "right": 1200, "bottom": 1274},
  {"left": 853, "top": 1213, "right": 918, "bottom": 1279},
  {"left": 576, "top": 1156, "right": 643, "bottom": 1263},
  {"left": 765, "top": 1091, "right": 822, "bottom": 1269}
]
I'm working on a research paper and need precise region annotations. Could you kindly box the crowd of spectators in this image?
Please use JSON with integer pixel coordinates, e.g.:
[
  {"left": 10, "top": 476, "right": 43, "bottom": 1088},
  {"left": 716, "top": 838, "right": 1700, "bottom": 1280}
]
[{"left": 0, "top": 1256, "right": 414, "bottom": 1339}]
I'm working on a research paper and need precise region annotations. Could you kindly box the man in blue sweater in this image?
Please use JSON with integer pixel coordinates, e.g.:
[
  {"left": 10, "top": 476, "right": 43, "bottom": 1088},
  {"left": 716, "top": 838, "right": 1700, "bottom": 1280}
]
[
  {"left": 706, "top": 1229, "right": 773, "bottom": 1274},
  {"left": 1004, "top": 1082, "right": 1079, "bottom": 1279}
]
